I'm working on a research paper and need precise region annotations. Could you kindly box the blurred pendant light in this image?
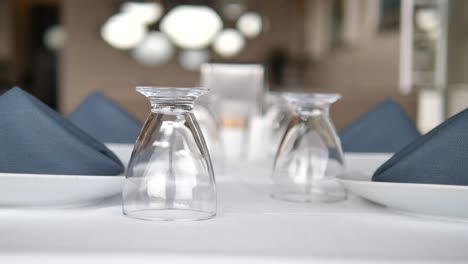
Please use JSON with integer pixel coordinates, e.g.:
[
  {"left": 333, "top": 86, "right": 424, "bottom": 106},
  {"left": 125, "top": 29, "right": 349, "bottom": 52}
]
[
  {"left": 213, "top": 29, "right": 245, "bottom": 57},
  {"left": 179, "top": 49, "right": 210, "bottom": 71},
  {"left": 100, "top": 1, "right": 267, "bottom": 70},
  {"left": 131, "top": 31, "right": 174, "bottom": 66},
  {"left": 101, "top": 13, "right": 147, "bottom": 50},
  {"left": 222, "top": 2, "right": 247, "bottom": 21},
  {"left": 44, "top": 25, "right": 66, "bottom": 51},
  {"left": 237, "top": 11, "right": 263, "bottom": 38},
  {"left": 415, "top": 8, "right": 440, "bottom": 40},
  {"left": 121, "top": 2, "right": 163, "bottom": 25},
  {"left": 160, "top": 5, "right": 223, "bottom": 49}
]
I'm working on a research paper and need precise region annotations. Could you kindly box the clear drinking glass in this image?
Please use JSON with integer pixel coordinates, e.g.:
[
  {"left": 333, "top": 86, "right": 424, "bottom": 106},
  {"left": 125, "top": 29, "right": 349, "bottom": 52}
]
[
  {"left": 193, "top": 93, "right": 225, "bottom": 175},
  {"left": 264, "top": 92, "right": 294, "bottom": 159},
  {"left": 122, "top": 87, "right": 216, "bottom": 221},
  {"left": 272, "top": 93, "right": 346, "bottom": 203}
]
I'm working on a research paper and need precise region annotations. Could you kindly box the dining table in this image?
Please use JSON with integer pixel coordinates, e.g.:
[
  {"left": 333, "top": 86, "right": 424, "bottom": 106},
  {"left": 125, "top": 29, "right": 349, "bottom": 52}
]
[{"left": 0, "top": 146, "right": 467, "bottom": 264}]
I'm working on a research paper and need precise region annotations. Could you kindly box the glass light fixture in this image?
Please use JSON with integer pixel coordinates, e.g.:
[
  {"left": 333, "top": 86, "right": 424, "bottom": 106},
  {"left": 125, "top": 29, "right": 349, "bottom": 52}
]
[
  {"left": 237, "top": 12, "right": 263, "bottom": 38},
  {"left": 415, "top": 8, "right": 439, "bottom": 33},
  {"left": 44, "top": 25, "right": 66, "bottom": 51},
  {"left": 222, "top": 2, "right": 247, "bottom": 21},
  {"left": 131, "top": 31, "right": 174, "bottom": 66},
  {"left": 121, "top": 2, "right": 163, "bottom": 25},
  {"left": 213, "top": 29, "right": 245, "bottom": 58},
  {"left": 179, "top": 50, "right": 210, "bottom": 71},
  {"left": 101, "top": 13, "right": 147, "bottom": 50},
  {"left": 160, "top": 5, "right": 223, "bottom": 49}
]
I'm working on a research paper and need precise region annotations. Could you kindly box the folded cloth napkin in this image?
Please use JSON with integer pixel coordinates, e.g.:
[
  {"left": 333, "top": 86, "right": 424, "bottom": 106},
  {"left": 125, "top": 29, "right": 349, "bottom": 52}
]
[
  {"left": 0, "top": 87, "right": 124, "bottom": 175},
  {"left": 373, "top": 108, "right": 468, "bottom": 185},
  {"left": 69, "top": 92, "right": 142, "bottom": 144},
  {"left": 339, "top": 99, "right": 421, "bottom": 153}
]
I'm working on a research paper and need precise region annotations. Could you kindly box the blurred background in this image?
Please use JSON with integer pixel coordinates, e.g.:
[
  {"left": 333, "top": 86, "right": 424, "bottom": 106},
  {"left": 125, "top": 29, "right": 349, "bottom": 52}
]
[{"left": 0, "top": 0, "right": 466, "bottom": 131}]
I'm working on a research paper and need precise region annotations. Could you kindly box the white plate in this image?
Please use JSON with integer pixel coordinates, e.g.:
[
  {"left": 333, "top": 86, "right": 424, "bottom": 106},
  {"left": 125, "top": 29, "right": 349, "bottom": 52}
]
[
  {"left": 339, "top": 172, "right": 468, "bottom": 221},
  {"left": 344, "top": 152, "right": 393, "bottom": 174},
  {"left": 0, "top": 144, "right": 134, "bottom": 207}
]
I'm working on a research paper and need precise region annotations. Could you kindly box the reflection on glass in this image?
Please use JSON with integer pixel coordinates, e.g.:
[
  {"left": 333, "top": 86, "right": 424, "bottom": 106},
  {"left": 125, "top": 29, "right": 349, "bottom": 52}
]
[
  {"left": 123, "top": 87, "right": 216, "bottom": 221},
  {"left": 264, "top": 92, "right": 293, "bottom": 160},
  {"left": 272, "top": 93, "right": 346, "bottom": 203},
  {"left": 194, "top": 93, "right": 225, "bottom": 175}
]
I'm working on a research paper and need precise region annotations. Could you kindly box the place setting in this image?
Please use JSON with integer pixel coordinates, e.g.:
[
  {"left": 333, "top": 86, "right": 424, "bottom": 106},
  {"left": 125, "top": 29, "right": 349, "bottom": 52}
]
[
  {"left": 1, "top": 79, "right": 467, "bottom": 224},
  {"left": 339, "top": 108, "right": 468, "bottom": 221},
  {"left": 2, "top": 1, "right": 468, "bottom": 261},
  {"left": 0, "top": 87, "right": 129, "bottom": 207}
]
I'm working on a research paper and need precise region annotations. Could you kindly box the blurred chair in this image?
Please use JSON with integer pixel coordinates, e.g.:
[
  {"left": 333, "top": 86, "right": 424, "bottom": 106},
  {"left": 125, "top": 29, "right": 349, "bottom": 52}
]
[{"left": 200, "top": 63, "right": 265, "bottom": 160}]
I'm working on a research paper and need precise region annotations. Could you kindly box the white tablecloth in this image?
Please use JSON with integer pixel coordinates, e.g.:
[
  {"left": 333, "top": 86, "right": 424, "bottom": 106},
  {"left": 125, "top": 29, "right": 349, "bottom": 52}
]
[{"left": 1, "top": 158, "right": 468, "bottom": 263}]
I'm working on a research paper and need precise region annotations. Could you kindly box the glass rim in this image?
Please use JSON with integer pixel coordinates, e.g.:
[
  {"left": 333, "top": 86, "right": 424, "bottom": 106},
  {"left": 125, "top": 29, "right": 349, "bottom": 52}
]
[
  {"left": 123, "top": 208, "right": 216, "bottom": 221},
  {"left": 282, "top": 92, "right": 342, "bottom": 104},
  {"left": 136, "top": 86, "right": 209, "bottom": 93},
  {"left": 136, "top": 86, "right": 209, "bottom": 99}
]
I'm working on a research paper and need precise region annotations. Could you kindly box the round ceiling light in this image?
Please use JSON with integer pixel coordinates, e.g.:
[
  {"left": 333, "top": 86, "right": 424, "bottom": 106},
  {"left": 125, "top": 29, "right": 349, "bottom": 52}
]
[
  {"left": 237, "top": 12, "right": 262, "bottom": 38},
  {"left": 179, "top": 49, "right": 210, "bottom": 71},
  {"left": 222, "top": 2, "right": 247, "bottom": 21},
  {"left": 101, "top": 13, "right": 147, "bottom": 50},
  {"left": 44, "top": 25, "right": 66, "bottom": 51},
  {"left": 160, "top": 5, "right": 223, "bottom": 49},
  {"left": 131, "top": 31, "right": 174, "bottom": 66},
  {"left": 415, "top": 8, "right": 439, "bottom": 33},
  {"left": 213, "top": 29, "right": 245, "bottom": 57},
  {"left": 121, "top": 2, "right": 163, "bottom": 25}
]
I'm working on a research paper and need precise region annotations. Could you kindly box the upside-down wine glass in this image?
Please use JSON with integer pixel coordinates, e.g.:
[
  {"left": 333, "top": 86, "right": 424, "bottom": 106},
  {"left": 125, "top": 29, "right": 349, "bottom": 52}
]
[
  {"left": 264, "top": 92, "right": 294, "bottom": 160},
  {"left": 193, "top": 93, "right": 225, "bottom": 175},
  {"left": 271, "top": 93, "right": 346, "bottom": 203},
  {"left": 122, "top": 87, "right": 216, "bottom": 221}
]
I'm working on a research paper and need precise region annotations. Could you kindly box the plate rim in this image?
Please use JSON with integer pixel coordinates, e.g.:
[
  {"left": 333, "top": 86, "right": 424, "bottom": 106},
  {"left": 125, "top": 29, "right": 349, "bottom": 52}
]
[
  {"left": 339, "top": 172, "right": 468, "bottom": 191},
  {"left": 0, "top": 172, "right": 125, "bottom": 180}
]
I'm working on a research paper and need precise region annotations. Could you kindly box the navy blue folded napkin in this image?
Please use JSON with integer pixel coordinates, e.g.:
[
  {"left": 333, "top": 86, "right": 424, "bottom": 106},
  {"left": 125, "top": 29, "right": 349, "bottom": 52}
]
[
  {"left": 373, "top": 108, "right": 468, "bottom": 185},
  {"left": 69, "top": 92, "right": 142, "bottom": 144},
  {"left": 339, "top": 99, "right": 420, "bottom": 153},
  {"left": 0, "top": 87, "right": 124, "bottom": 175}
]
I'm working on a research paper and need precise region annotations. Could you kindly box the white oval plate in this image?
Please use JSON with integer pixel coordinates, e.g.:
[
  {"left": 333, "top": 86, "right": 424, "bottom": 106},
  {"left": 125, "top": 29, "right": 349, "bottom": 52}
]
[
  {"left": 0, "top": 144, "right": 134, "bottom": 207},
  {"left": 344, "top": 153, "right": 393, "bottom": 174},
  {"left": 0, "top": 174, "right": 124, "bottom": 207},
  {"left": 339, "top": 172, "right": 468, "bottom": 221}
]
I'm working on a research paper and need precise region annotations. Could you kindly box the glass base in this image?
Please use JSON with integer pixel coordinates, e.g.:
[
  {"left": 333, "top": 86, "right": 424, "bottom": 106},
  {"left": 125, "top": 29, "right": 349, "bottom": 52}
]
[
  {"left": 123, "top": 208, "right": 216, "bottom": 221},
  {"left": 271, "top": 189, "right": 347, "bottom": 203}
]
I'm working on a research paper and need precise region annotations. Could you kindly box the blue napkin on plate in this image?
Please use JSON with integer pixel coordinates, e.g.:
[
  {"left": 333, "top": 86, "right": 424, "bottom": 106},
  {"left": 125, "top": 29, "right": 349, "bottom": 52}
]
[
  {"left": 0, "top": 87, "right": 124, "bottom": 175},
  {"left": 69, "top": 92, "right": 142, "bottom": 144},
  {"left": 373, "top": 108, "right": 468, "bottom": 185},
  {"left": 339, "top": 99, "right": 420, "bottom": 153}
]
